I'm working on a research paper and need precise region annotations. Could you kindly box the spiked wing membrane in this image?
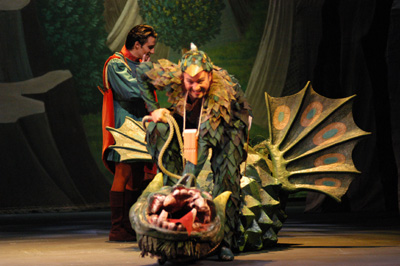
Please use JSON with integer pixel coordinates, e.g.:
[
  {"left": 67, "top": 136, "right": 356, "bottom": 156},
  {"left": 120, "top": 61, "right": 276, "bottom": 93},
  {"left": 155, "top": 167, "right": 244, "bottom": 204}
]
[
  {"left": 261, "top": 82, "right": 369, "bottom": 201},
  {"left": 106, "top": 117, "right": 153, "bottom": 162},
  {"left": 232, "top": 82, "right": 370, "bottom": 251}
]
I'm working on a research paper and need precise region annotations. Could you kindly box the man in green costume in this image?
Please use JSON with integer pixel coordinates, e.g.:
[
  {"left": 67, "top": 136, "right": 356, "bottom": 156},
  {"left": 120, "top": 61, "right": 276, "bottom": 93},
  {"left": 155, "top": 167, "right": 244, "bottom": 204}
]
[
  {"left": 101, "top": 25, "right": 159, "bottom": 241},
  {"left": 140, "top": 45, "right": 252, "bottom": 260}
]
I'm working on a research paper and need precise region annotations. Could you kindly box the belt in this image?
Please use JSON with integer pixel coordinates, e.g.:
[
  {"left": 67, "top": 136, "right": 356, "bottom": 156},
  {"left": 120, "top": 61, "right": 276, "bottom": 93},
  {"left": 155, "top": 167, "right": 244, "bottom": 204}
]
[{"left": 118, "top": 98, "right": 148, "bottom": 118}]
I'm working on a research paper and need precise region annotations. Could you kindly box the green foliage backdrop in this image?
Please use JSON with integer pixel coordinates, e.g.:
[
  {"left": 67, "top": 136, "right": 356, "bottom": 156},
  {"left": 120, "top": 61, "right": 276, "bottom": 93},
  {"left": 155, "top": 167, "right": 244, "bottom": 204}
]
[
  {"left": 37, "top": 0, "right": 110, "bottom": 113},
  {"left": 138, "top": 0, "right": 225, "bottom": 51}
]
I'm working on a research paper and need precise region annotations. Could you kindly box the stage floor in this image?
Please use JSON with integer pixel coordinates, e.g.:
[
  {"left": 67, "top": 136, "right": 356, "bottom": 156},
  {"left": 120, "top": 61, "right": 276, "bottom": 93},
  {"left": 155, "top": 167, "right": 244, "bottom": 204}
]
[{"left": 0, "top": 204, "right": 399, "bottom": 266}]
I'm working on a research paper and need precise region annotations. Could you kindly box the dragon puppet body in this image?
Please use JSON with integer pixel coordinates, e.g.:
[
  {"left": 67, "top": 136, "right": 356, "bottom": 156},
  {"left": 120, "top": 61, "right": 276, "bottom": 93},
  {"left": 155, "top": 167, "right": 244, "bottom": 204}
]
[{"left": 106, "top": 53, "right": 369, "bottom": 263}]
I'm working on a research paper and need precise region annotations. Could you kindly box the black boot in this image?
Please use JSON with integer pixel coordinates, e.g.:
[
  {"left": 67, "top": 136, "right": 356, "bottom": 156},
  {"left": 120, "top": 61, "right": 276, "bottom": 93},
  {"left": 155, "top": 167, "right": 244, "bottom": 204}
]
[
  {"left": 218, "top": 246, "right": 234, "bottom": 261},
  {"left": 123, "top": 190, "right": 141, "bottom": 237},
  {"left": 109, "top": 191, "right": 136, "bottom": 241}
]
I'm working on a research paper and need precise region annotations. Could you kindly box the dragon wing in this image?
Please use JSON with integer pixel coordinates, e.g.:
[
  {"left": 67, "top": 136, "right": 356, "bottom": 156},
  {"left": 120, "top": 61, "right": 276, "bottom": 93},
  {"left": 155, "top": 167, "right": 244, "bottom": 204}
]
[
  {"left": 106, "top": 117, "right": 153, "bottom": 163},
  {"left": 234, "top": 82, "right": 370, "bottom": 251},
  {"left": 260, "top": 81, "right": 369, "bottom": 201}
]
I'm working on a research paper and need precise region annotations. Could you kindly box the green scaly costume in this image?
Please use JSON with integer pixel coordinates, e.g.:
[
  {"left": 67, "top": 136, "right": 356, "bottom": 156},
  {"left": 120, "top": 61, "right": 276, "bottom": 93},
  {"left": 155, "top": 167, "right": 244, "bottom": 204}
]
[{"left": 136, "top": 50, "right": 251, "bottom": 251}]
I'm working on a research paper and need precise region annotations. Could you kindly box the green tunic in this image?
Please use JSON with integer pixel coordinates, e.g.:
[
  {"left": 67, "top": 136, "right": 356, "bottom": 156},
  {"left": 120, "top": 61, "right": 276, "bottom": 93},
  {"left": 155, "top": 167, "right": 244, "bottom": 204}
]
[{"left": 105, "top": 53, "right": 159, "bottom": 162}]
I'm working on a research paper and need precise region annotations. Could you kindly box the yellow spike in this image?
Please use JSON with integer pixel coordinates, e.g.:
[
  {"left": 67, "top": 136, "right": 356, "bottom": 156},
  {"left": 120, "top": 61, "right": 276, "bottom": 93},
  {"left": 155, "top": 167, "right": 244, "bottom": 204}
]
[
  {"left": 213, "top": 191, "right": 232, "bottom": 215},
  {"left": 141, "top": 173, "right": 164, "bottom": 195}
]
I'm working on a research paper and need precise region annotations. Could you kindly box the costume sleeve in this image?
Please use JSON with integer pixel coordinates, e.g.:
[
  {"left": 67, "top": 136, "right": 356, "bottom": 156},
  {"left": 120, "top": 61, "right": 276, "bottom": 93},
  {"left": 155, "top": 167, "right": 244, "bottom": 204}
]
[
  {"left": 137, "top": 59, "right": 183, "bottom": 96},
  {"left": 136, "top": 61, "right": 161, "bottom": 112},
  {"left": 230, "top": 75, "right": 253, "bottom": 119},
  {"left": 107, "top": 59, "right": 159, "bottom": 113}
]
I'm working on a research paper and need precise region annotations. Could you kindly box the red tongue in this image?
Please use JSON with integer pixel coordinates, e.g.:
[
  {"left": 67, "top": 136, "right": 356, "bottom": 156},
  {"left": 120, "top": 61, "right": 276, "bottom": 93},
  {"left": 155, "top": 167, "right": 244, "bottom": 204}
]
[{"left": 168, "top": 209, "right": 197, "bottom": 236}]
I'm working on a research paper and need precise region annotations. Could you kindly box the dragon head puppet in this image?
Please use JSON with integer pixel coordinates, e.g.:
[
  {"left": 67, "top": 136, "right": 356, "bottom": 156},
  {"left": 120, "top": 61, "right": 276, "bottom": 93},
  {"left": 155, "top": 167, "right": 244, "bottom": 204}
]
[{"left": 130, "top": 172, "right": 231, "bottom": 263}]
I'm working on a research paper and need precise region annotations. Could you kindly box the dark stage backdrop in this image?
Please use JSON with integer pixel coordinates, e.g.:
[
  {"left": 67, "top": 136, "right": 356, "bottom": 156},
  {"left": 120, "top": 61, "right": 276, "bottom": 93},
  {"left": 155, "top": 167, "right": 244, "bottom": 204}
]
[
  {"left": 245, "top": 0, "right": 399, "bottom": 212},
  {"left": 0, "top": 0, "right": 398, "bottom": 213},
  {"left": 0, "top": 1, "right": 110, "bottom": 212},
  {"left": 306, "top": 0, "right": 399, "bottom": 212}
]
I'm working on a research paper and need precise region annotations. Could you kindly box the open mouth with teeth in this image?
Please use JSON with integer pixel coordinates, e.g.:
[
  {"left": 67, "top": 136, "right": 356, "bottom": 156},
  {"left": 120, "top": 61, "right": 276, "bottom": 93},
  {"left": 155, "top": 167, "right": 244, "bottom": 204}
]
[
  {"left": 146, "top": 186, "right": 215, "bottom": 235},
  {"left": 130, "top": 173, "right": 231, "bottom": 262}
]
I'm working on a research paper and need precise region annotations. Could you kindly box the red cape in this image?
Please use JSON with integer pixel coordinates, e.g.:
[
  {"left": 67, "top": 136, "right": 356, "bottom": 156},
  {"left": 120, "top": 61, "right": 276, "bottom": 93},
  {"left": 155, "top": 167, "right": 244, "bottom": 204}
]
[
  {"left": 101, "top": 54, "right": 121, "bottom": 174},
  {"left": 101, "top": 48, "right": 158, "bottom": 174}
]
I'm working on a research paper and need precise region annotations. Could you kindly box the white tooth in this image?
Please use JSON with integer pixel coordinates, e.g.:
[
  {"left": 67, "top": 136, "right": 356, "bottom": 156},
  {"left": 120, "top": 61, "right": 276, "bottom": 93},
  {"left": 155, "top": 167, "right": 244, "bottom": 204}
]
[
  {"left": 163, "top": 194, "right": 176, "bottom": 207},
  {"left": 177, "top": 224, "right": 185, "bottom": 231},
  {"left": 172, "top": 189, "right": 180, "bottom": 197},
  {"left": 150, "top": 201, "right": 162, "bottom": 214},
  {"left": 159, "top": 209, "right": 168, "bottom": 220},
  {"left": 150, "top": 195, "right": 165, "bottom": 213},
  {"left": 192, "top": 223, "right": 199, "bottom": 230},
  {"left": 157, "top": 209, "right": 168, "bottom": 226},
  {"left": 162, "top": 221, "right": 169, "bottom": 229},
  {"left": 168, "top": 222, "right": 177, "bottom": 230},
  {"left": 192, "top": 208, "right": 197, "bottom": 221},
  {"left": 194, "top": 198, "right": 204, "bottom": 208},
  {"left": 149, "top": 215, "right": 158, "bottom": 225}
]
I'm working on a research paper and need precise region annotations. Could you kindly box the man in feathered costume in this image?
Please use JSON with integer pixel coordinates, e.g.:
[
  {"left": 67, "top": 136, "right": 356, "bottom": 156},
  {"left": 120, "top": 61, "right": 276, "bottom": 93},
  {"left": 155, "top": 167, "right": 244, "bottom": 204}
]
[{"left": 139, "top": 44, "right": 252, "bottom": 260}]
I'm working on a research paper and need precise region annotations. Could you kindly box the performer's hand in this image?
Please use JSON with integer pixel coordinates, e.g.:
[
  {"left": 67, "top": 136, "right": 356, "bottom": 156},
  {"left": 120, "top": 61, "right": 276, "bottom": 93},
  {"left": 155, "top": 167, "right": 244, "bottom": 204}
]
[
  {"left": 248, "top": 116, "right": 253, "bottom": 131},
  {"left": 151, "top": 108, "right": 170, "bottom": 123},
  {"left": 142, "top": 53, "right": 151, "bottom": 63}
]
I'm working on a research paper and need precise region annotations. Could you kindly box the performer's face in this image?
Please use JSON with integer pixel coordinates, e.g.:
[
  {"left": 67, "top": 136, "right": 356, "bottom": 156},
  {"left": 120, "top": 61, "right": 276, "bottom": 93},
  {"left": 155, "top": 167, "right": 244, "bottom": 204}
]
[
  {"left": 183, "top": 71, "right": 212, "bottom": 101},
  {"left": 133, "top": 36, "right": 156, "bottom": 61}
]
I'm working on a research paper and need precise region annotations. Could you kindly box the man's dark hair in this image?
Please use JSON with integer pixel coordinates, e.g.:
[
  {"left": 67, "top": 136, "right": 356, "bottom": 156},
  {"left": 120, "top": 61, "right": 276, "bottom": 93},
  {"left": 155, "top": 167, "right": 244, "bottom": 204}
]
[{"left": 125, "top": 24, "right": 157, "bottom": 49}]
